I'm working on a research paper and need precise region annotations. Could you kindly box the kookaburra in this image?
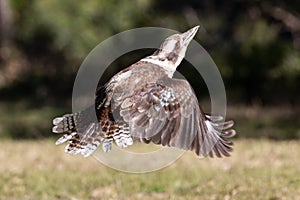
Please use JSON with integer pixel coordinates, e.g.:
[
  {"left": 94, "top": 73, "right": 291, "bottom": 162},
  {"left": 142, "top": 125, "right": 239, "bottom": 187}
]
[{"left": 52, "top": 26, "right": 236, "bottom": 158}]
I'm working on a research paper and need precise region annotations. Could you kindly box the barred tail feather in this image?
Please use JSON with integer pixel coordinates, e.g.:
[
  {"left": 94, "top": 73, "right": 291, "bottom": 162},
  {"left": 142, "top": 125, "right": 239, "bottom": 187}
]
[
  {"left": 102, "top": 138, "right": 113, "bottom": 152},
  {"left": 52, "top": 114, "right": 77, "bottom": 134},
  {"left": 52, "top": 113, "right": 79, "bottom": 147},
  {"left": 52, "top": 112, "right": 133, "bottom": 157},
  {"left": 101, "top": 122, "right": 133, "bottom": 151},
  {"left": 76, "top": 123, "right": 104, "bottom": 157},
  {"left": 55, "top": 132, "right": 77, "bottom": 145},
  {"left": 52, "top": 112, "right": 104, "bottom": 157},
  {"left": 113, "top": 123, "right": 133, "bottom": 148}
]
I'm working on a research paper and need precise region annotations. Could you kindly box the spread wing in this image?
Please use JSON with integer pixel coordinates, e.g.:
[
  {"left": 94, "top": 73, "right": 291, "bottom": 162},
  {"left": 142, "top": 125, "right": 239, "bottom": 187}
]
[{"left": 120, "top": 76, "right": 236, "bottom": 158}]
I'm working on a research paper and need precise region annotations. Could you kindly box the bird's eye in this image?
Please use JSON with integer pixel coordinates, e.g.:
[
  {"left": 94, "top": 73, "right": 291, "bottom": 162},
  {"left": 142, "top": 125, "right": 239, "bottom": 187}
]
[{"left": 166, "top": 52, "right": 178, "bottom": 61}]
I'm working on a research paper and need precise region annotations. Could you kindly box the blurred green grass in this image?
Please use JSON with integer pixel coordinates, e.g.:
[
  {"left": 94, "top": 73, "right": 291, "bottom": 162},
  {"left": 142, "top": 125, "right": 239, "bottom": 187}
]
[
  {"left": 0, "top": 139, "right": 299, "bottom": 199},
  {"left": 0, "top": 104, "right": 299, "bottom": 199}
]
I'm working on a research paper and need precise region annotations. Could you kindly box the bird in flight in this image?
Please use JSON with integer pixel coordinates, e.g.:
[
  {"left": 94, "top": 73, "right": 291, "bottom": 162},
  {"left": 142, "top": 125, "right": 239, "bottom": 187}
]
[{"left": 52, "top": 26, "right": 236, "bottom": 158}]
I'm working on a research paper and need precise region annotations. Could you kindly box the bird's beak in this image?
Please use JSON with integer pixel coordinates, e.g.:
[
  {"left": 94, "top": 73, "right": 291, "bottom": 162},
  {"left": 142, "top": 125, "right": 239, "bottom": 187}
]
[{"left": 181, "top": 25, "right": 200, "bottom": 46}]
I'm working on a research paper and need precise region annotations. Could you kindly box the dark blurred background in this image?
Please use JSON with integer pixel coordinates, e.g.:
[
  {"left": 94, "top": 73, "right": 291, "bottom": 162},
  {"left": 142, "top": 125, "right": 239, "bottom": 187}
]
[{"left": 0, "top": 0, "right": 299, "bottom": 140}]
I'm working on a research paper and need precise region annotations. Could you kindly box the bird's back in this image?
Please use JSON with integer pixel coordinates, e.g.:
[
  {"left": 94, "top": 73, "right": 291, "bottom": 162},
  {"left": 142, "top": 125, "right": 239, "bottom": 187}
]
[{"left": 108, "top": 61, "right": 169, "bottom": 106}]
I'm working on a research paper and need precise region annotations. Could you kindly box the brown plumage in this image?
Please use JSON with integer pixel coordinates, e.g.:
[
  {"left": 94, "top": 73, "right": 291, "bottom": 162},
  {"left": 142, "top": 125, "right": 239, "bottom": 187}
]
[{"left": 52, "top": 26, "right": 236, "bottom": 158}]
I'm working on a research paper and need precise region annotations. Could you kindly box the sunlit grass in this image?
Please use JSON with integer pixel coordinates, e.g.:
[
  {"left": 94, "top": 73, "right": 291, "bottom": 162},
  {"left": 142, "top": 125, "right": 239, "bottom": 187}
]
[
  {"left": 0, "top": 104, "right": 299, "bottom": 199},
  {"left": 0, "top": 139, "right": 299, "bottom": 199}
]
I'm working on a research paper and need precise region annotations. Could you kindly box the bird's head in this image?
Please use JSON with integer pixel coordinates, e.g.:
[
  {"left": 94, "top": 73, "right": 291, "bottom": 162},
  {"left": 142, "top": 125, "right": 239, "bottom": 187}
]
[{"left": 142, "top": 25, "right": 199, "bottom": 77}]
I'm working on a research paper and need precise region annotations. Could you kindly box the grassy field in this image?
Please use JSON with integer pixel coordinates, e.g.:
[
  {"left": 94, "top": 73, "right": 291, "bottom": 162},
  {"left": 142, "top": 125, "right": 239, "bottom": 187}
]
[{"left": 0, "top": 139, "right": 299, "bottom": 200}]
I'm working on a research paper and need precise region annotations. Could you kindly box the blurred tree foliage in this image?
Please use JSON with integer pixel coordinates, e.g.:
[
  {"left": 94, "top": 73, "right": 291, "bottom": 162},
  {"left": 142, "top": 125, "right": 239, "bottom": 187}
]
[
  {"left": 0, "top": 0, "right": 300, "bottom": 139},
  {"left": 0, "top": 0, "right": 299, "bottom": 106}
]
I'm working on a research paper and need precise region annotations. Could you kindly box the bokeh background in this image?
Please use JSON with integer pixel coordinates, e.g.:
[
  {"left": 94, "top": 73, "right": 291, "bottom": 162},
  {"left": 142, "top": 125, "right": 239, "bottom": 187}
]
[{"left": 0, "top": 0, "right": 299, "bottom": 199}]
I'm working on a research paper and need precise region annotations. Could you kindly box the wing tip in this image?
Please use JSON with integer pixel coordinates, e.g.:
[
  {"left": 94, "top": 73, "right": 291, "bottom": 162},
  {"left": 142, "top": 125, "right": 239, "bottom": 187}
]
[{"left": 195, "top": 117, "right": 236, "bottom": 158}]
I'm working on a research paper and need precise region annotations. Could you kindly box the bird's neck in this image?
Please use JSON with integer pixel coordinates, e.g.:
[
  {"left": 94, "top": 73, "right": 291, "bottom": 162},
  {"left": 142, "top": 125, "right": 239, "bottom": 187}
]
[{"left": 140, "top": 55, "right": 181, "bottom": 78}]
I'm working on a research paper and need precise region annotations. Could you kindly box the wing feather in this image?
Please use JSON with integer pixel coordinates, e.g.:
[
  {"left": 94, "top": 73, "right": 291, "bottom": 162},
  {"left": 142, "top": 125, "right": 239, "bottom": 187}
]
[{"left": 120, "top": 76, "right": 236, "bottom": 158}]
